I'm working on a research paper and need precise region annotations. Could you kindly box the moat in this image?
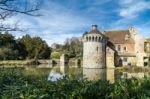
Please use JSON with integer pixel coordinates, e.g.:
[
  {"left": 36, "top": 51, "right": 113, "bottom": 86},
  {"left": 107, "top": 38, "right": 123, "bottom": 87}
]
[{"left": 6, "top": 65, "right": 149, "bottom": 82}]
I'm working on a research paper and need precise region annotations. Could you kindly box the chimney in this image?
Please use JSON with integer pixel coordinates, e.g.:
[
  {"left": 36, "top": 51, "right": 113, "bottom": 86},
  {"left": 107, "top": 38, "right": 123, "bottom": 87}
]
[{"left": 92, "top": 25, "right": 98, "bottom": 30}]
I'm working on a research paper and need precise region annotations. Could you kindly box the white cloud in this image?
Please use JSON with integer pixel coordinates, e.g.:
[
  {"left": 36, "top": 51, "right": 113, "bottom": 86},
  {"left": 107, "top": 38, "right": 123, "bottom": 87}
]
[
  {"left": 8, "top": 0, "right": 92, "bottom": 45},
  {"left": 119, "top": 0, "right": 150, "bottom": 19}
]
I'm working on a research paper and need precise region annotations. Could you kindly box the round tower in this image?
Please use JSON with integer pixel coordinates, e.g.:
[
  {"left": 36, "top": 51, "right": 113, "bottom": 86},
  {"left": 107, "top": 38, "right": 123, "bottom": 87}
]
[{"left": 82, "top": 25, "right": 108, "bottom": 68}]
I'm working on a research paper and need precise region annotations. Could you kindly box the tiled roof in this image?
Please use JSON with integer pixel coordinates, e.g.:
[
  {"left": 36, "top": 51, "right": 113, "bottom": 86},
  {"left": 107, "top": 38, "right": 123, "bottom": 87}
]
[
  {"left": 88, "top": 29, "right": 102, "bottom": 34},
  {"left": 88, "top": 29, "right": 106, "bottom": 37},
  {"left": 105, "top": 30, "right": 135, "bottom": 44}
]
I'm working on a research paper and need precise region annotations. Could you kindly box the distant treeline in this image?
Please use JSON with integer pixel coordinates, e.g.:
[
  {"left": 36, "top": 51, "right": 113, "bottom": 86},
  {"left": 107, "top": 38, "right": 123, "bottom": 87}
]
[
  {"left": 51, "top": 37, "right": 83, "bottom": 59},
  {"left": 0, "top": 32, "right": 83, "bottom": 60},
  {"left": 0, "top": 32, "right": 51, "bottom": 60}
]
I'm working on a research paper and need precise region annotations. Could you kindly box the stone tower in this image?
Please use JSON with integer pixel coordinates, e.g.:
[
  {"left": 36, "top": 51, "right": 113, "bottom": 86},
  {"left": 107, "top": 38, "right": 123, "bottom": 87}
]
[{"left": 82, "top": 25, "right": 108, "bottom": 68}]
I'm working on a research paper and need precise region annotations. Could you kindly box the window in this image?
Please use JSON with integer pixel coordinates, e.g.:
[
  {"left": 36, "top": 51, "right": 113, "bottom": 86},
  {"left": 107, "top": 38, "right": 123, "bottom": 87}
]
[
  {"left": 124, "top": 47, "right": 127, "bottom": 51},
  {"left": 144, "top": 42, "right": 150, "bottom": 52},
  {"left": 99, "top": 37, "right": 101, "bottom": 41},
  {"left": 86, "top": 37, "right": 88, "bottom": 41},
  {"left": 96, "top": 47, "right": 99, "bottom": 52},
  {"left": 117, "top": 45, "right": 121, "bottom": 51},
  {"left": 95, "top": 37, "right": 97, "bottom": 41},
  {"left": 123, "top": 57, "right": 128, "bottom": 62},
  {"left": 92, "top": 36, "right": 94, "bottom": 41},
  {"left": 89, "top": 36, "right": 91, "bottom": 41}
]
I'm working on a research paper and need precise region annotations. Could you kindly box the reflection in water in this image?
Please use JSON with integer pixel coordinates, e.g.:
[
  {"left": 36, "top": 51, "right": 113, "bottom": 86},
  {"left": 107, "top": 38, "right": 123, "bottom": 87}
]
[
  {"left": 83, "top": 69, "right": 106, "bottom": 81},
  {"left": 121, "top": 72, "right": 145, "bottom": 79},
  {"left": 106, "top": 69, "right": 115, "bottom": 83},
  {"left": 46, "top": 66, "right": 148, "bottom": 82},
  {"left": 83, "top": 69, "right": 115, "bottom": 83},
  {"left": 60, "top": 65, "right": 69, "bottom": 74},
  {"left": 48, "top": 66, "right": 64, "bottom": 81},
  {"left": 37, "top": 64, "right": 54, "bottom": 68}
]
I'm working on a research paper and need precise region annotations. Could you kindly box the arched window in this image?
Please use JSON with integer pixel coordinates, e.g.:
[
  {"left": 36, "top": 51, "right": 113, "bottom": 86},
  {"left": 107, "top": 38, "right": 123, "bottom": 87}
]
[
  {"left": 89, "top": 36, "right": 91, "bottom": 41},
  {"left": 101, "top": 37, "right": 103, "bottom": 42},
  {"left": 99, "top": 37, "right": 101, "bottom": 42},
  {"left": 96, "top": 47, "right": 99, "bottom": 53},
  {"left": 95, "top": 36, "right": 97, "bottom": 42},
  {"left": 92, "top": 36, "right": 94, "bottom": 41},
  {"left": 86, "top": 36, "right": 88, "bottom": 41}
]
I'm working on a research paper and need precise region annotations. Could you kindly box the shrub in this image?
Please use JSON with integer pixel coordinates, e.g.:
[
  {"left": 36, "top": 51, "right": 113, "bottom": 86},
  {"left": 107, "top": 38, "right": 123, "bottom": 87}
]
[
  {"left": 1, "top": 68, "right": 150, "bottom": 98},
  {"left": 64, "top": 51, "right": 76, "bottom": 58},
  {"left": 51, "top": 51, "right": 61, "bottom": 59}
]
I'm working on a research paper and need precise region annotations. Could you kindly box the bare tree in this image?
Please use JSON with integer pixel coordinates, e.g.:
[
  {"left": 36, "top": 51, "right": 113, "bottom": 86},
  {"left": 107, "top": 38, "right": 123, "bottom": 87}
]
[{"left": 0, "top": 0, "right": 41, "bottom": 31}]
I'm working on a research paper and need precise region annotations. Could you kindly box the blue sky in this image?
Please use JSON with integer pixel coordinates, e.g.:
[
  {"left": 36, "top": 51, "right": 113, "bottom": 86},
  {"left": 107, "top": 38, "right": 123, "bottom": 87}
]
[{"left": 7, "top": 0, "right": 150, "bottom": 45}]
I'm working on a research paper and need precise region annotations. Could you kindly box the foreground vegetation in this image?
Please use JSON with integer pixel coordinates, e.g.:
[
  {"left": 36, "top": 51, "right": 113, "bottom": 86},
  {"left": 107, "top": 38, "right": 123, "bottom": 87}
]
[{"left": 0, "top": 68, "right": 150, "bottom": 99}]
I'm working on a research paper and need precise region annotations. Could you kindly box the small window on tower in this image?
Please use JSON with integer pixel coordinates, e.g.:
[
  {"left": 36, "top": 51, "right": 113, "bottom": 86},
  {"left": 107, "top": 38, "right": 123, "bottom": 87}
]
[
  {"left": 97, "top": 47, "right": 98, "bottom": 52},
  {"left": 117, "top": 45, "right": 121, "bottom": 51},
  {"left": 86, "top": 37, "right": 88, "bottom": 41}
]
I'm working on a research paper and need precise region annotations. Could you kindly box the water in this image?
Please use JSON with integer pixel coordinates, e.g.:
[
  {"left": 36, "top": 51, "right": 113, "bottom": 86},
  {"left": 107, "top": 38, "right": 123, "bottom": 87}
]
[{"left": 22, "top": 65, "right": 150, "bottom": 82}]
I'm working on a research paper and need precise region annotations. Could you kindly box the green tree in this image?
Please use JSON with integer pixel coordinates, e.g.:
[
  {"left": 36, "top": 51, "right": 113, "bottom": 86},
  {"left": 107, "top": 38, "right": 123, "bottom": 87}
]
[
  {"left": 63, "top": 37, "right": 83, "bottom": 58},
  {"left": 0, "top": 33, "right": 26, "bottom": 60},
  {"left": 20, "top": 34, "right": 51, "bottom": 59},
  {"left": 20, "top": 34, "right": 34, "bottom": 58}
]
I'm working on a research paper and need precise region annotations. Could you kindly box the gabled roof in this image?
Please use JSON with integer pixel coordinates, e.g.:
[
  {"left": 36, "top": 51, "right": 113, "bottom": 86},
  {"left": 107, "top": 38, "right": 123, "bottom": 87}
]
[{"left": 105, "top": 30, "right": 135, "bottom": 44}]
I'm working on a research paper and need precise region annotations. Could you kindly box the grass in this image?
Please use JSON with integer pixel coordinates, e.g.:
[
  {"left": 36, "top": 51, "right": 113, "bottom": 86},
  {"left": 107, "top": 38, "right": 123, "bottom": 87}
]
[
  {"left": 0, "top": 67, "right": 150, "bottom": 98},
  {"left": 0, "top": 60, "right": 40, "bottom": 66}
]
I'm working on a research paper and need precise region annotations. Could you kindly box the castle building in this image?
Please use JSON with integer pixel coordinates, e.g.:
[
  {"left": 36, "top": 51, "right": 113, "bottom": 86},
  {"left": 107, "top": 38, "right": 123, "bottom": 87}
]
[
  {"left": 82, "top": 25, "right": 149, "bottom": 68},
  {"left": 82, "top": 25, "right": 108, "bottom": 68}
]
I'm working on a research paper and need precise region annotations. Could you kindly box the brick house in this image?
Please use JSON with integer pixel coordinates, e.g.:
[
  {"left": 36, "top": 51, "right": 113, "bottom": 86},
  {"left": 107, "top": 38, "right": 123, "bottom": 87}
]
[{"left": 105, "top": 27, "right": 149, "bottom": 67}]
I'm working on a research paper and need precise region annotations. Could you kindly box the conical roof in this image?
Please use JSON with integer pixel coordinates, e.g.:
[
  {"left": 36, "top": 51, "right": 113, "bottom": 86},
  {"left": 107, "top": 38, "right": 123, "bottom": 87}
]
[{"left": 87, "top": 25, "right": 106, "bottom": 37}]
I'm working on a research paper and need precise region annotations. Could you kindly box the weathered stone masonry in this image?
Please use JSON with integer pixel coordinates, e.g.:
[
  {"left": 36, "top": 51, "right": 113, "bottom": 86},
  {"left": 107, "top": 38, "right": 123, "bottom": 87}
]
[{"left": 83, "top": 25, "right": 108, "bottom": 68}]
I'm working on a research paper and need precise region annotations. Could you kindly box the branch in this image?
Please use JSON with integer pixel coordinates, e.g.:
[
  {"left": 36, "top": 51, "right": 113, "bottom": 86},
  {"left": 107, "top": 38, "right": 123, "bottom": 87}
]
[{"left": 0, "top": 0, "right": 42, "bottom": 31}]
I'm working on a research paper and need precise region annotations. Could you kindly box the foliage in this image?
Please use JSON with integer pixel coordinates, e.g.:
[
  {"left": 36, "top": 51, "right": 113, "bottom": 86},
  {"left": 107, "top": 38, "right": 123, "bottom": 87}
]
[
  {"left": 51, "top": 51, "right": 61, "bottom": 59},
  {"left": 20, "top": 34, "right": 51, "bottom": 59},
  {"left": 0, "top": 0, "right": 41, "bottom": 31},
  {"left": 51, "top": 37, "right": 83, "bottom": 59},
  {"left": 64, "top": 51, "right": 76, "bottom": 58},
  {"left": 0, "top": 33, "right": 51, "bottom": 60},
  {"left": 0, "top": 33, "right": 26, "bottom": 60},
  {"left": 1, "top": 68, "right": 150, "bottom": 98}
]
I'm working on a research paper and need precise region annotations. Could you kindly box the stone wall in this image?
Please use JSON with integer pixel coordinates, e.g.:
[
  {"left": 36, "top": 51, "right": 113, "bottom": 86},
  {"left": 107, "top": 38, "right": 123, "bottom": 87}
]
[
  {"left": 83, "top": 41, "right": 106, "bottom": 68},
  {"left": 82, "top": 33, "right": 107, "bottom": 68},
  {"left": 121, "top": 56, "right": 136, "bottom": 66},
  {"left": 106, "top": 47, "right": 115, "bottom": 68},
  {"left": 136, "top": 53, "right": 147, "bottom": 67}
]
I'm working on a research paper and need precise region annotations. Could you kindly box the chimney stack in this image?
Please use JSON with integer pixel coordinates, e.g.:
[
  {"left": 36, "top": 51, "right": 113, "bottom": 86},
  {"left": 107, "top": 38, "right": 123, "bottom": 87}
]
[{"left": 92, "top": 25, "right": 97, "bottom": 30}]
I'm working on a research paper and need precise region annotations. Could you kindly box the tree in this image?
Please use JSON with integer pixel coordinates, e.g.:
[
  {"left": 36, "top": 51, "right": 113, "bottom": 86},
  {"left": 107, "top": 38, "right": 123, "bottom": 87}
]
[
  {"left": 0, "top": 33, "right": 51, "bottom": 60},
  {"left": 52, "top": 37, "right": 83, "bottom": 58},
  {"left": 63, "top": 37, "right": 83, "bottom": 58},
  {"left": 0, "top": 0, "right": 41, "bottom": 31},
  {"left": 20, "top": 34, "right": 51, "bottom": 59},
  {"left": 19, "top": 34, "right": 33, "bottom": 58},
  {"left": 0, "top": 33, "right": 27, "bottom": 60}
]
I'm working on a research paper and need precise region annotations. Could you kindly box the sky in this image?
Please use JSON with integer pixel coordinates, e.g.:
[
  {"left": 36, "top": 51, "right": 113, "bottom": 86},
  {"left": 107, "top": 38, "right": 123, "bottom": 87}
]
[{"left": 7, "top": 0, "right": 150, "bottom": 45}]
